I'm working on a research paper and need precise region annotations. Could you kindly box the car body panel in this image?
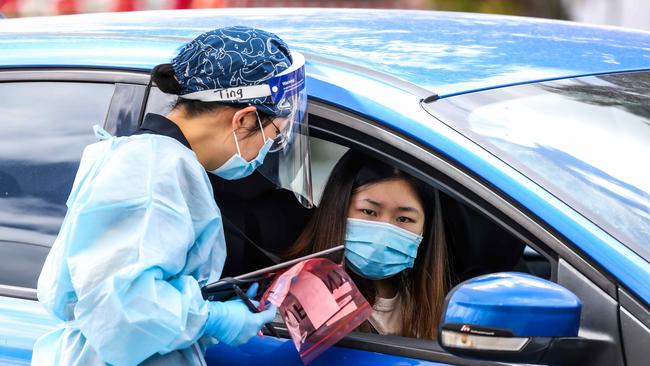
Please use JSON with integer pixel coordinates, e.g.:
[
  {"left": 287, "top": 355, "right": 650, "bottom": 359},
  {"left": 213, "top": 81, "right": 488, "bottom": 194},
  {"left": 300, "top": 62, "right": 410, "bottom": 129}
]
[
  {"left": 1, "top": 8, "right": 650, "bottom": 97},
  {"left": 0, "top": 296, "right": 61, "bottom": 365},
  {"left": 0, "top": 295, "right": 447, "bottom": 365},
  {"left": 205, "top": 337, "right": 450, "bottom": 366}
]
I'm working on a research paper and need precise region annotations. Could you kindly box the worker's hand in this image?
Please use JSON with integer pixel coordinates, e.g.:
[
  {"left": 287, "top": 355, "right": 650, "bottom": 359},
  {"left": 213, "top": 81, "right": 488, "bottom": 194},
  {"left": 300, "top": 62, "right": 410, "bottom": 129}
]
[{"left": 204, "top": 283, "right": 277, "bottom": 347}]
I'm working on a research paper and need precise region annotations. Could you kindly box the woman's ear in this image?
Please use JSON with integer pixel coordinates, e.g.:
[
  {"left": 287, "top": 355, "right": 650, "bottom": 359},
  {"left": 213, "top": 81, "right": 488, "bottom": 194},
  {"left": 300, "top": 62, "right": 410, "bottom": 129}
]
[{"left": 231, "top": 105, "right": 259, "bottom": 132}]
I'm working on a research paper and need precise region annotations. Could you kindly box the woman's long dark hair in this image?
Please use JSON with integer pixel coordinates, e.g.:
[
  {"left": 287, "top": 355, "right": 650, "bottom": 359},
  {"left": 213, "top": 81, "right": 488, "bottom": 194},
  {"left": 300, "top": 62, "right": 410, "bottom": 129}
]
[{"left": 286, "top": 150, "right": 450, "bottom": 340}]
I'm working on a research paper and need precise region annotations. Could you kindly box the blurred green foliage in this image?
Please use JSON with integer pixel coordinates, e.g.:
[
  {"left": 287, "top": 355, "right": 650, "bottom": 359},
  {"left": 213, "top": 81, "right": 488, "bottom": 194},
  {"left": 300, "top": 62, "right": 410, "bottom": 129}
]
[{"left": 431, "top": 0, "right": 568, "bottom": 19}]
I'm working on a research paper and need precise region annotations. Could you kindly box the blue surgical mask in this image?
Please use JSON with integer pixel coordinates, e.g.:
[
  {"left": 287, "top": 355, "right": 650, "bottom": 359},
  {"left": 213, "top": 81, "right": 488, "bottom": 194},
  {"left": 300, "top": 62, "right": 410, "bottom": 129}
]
[
  {"left": 210, "top": 112, "right": 273, "bottom": 180},
  {"left": 344, "top": 218, "right": 423, "bottom": 280}
]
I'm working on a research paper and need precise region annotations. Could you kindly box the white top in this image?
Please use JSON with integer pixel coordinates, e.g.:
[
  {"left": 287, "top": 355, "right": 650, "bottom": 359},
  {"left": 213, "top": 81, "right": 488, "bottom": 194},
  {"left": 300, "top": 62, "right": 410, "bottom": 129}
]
[{"left": 368, "top": 293, "right": 403, "bottom": 336}]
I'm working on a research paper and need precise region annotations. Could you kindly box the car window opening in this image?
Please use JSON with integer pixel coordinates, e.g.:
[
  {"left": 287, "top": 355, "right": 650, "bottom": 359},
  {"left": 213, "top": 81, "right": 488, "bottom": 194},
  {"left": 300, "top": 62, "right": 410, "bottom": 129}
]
[{"left": 213, "top": 134, "right": 551, "bottom": 342}]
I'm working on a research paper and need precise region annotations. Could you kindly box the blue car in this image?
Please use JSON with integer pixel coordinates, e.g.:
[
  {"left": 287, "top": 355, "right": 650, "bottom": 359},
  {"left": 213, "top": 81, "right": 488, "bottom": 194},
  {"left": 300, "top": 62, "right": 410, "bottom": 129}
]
[{"left": 0, "top": 8, "right": 649, "bottom": 366}]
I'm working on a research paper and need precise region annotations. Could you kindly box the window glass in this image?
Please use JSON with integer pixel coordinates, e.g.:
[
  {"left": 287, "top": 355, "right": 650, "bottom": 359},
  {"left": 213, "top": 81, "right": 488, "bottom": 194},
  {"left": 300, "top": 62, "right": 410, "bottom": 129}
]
[
  {"left": 0, "top": 81, "right": 114, "bottom": 287},
  {"left": 432, "top": 71, "right": 650, "bottom": 261}
]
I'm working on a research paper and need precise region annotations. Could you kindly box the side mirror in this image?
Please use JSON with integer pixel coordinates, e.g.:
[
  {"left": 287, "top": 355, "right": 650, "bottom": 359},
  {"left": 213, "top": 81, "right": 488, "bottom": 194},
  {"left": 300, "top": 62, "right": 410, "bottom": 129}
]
[{"left": 439, "top": 272, "right": 605, "bottom": 365}]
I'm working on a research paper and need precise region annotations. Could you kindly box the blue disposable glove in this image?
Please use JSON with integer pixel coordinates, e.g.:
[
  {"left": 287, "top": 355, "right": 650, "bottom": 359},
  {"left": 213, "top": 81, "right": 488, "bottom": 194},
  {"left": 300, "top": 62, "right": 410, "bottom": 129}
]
[{"left": 204, "top": 283, "right": 277, "bottom": 347}]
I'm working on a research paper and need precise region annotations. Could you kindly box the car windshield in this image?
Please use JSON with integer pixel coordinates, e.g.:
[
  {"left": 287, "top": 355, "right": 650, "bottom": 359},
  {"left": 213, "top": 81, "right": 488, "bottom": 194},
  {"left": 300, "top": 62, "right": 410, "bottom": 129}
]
[{"left": 432, "top": 71, "right": 650, "bottom": 261}]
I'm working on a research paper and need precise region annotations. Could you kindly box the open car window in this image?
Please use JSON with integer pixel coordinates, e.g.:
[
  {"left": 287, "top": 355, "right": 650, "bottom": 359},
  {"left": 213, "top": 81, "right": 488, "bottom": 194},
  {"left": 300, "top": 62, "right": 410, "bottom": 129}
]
[
  {"left": 211, "top": 125, "right": 552, "bottom": 345},
  {"left": 305, "top": 136, "right": 551, "bottom": 285}
]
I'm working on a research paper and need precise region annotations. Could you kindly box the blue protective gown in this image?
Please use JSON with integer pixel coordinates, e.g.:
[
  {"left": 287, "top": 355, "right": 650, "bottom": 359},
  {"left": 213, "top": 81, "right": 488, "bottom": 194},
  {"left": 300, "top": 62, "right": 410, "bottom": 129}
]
[{"left": 32, "top": 114, "right": 226, "bottom": 365}]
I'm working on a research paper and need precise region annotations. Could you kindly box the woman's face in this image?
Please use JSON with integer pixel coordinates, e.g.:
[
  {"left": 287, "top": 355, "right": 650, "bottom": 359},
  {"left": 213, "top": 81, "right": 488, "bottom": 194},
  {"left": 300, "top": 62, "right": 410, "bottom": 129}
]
[{"left": 347, "top": 178, "right": 425, "bottom": 235}]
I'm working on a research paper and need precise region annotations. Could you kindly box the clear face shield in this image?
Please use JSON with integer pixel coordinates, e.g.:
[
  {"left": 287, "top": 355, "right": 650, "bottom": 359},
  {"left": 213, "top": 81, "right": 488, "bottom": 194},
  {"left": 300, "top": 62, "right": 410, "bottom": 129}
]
[{"left": 256, "top": 52, "right": 312, "bottom": 208}]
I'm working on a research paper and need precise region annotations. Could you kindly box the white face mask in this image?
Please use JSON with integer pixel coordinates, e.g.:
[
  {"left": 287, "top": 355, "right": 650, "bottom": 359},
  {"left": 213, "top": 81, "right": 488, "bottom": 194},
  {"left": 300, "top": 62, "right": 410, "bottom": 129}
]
[{"left": 209, "top": 112, "right": 273, "bottom": 180}]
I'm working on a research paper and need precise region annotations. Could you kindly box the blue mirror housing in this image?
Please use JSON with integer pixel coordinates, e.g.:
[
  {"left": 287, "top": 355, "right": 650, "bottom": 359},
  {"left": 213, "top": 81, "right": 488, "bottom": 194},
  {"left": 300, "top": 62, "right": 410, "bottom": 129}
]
[
  {"left": 443, "top": 272, "right": 581, "bottom": 338},
  {"left": 439, "top": 272, "right": 594, "bottom": 365}
]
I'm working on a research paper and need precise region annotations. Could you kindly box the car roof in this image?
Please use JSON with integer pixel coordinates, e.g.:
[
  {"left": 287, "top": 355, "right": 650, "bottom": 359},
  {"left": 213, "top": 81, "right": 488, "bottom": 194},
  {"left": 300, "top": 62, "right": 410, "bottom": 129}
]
[{"left": 1, "top": 8, "right": 650, "bottom": 97}]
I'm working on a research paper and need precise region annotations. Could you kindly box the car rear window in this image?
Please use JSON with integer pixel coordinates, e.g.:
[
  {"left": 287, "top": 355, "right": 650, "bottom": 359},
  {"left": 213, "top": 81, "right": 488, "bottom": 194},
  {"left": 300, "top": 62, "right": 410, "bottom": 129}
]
[{"left": 0, "top": 81, "right": 114, "bottom": 288}]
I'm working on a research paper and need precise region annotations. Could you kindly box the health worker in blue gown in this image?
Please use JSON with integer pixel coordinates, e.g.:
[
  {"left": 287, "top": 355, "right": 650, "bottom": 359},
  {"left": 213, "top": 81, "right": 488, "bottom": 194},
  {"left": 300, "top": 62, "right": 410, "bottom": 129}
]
[{"left": 32, "top": 26, "right": 311, "bottom": 366}]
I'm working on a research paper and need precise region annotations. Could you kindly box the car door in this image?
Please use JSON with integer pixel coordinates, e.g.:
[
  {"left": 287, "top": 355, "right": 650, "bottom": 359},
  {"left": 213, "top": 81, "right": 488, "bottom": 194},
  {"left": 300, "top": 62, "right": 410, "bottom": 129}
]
[{"left": 0, "top": 68, "right": 148, "bottom": 365}]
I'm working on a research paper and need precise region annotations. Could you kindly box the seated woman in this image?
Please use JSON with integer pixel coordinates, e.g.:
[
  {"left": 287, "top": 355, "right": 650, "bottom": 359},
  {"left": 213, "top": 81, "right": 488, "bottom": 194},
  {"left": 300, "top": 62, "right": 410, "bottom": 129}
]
[{"left": 286, "top": 150, "right": 451, "bottom": 340}]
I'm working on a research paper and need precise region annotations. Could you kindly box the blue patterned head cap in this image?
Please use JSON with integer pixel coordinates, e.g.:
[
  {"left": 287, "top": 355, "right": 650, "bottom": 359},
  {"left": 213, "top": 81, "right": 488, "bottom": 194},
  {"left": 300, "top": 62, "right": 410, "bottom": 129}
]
[{"left": 172, "top": 26, "right": 293, "bottom": 117}]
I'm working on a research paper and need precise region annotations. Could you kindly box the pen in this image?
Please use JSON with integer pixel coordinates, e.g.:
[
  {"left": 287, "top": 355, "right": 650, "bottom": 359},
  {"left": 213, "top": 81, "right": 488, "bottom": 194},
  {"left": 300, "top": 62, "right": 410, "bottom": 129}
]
[{"left": 232, "top": 284, "right": 280, "bottom": 338}]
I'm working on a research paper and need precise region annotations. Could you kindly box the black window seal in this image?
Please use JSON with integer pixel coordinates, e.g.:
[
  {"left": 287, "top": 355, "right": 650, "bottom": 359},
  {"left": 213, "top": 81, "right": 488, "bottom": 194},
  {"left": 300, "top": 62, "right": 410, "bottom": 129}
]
[{"left": 619, "top": 288, "right": 650, "bottom": 330}]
